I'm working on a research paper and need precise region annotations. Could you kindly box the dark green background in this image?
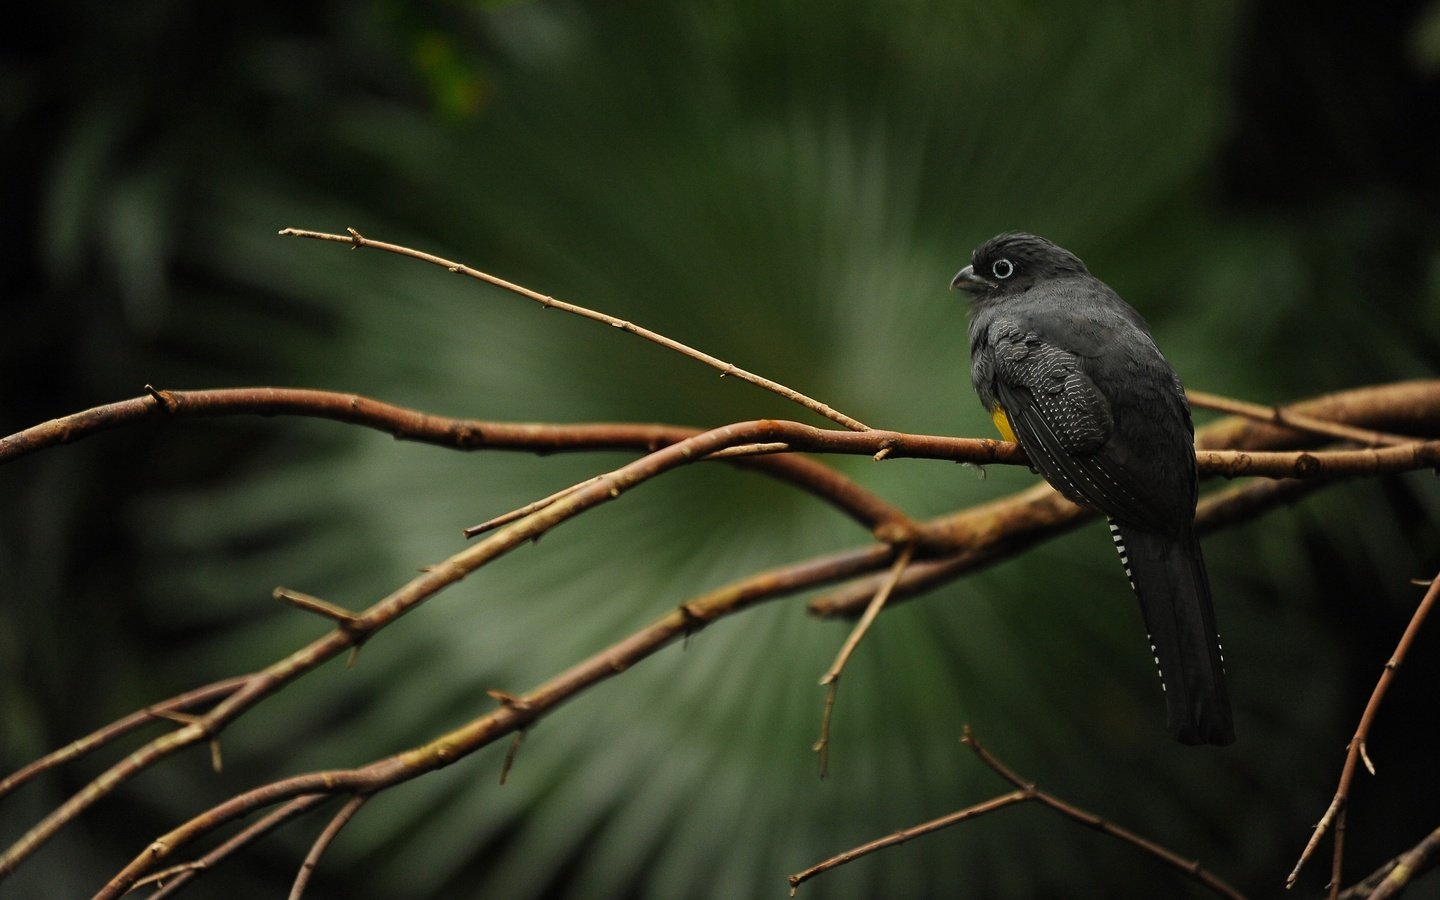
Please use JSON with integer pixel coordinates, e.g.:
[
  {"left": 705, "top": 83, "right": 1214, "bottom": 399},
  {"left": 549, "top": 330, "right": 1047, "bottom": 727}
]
[{"left": 3, "top": 2, "right": 1439, "bottom": 897}]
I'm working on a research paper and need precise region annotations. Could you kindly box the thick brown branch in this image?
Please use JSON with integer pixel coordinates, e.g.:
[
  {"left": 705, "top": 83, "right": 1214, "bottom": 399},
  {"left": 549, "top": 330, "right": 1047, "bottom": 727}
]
[
  {"left": 0, "top": 387, "right": 945, "bottom": 538},
  {"left": 1196, "top": 442, "right": 1440, "bottom": 480},
  {"left": 810, "top": 379, "right": 1440, "bottom": 618}
]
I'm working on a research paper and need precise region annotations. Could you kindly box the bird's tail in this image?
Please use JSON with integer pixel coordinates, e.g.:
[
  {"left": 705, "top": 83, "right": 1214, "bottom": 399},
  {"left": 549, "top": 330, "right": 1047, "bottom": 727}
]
[{"left": 1109, "top": 520, "right": 1235, "bottom": 745}]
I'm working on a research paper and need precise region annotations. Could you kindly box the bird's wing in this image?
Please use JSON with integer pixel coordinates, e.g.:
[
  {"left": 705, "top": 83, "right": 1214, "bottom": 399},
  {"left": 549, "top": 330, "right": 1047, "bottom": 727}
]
[{"left": 988, "top": 321, "right": 1168, "bottom": 531}]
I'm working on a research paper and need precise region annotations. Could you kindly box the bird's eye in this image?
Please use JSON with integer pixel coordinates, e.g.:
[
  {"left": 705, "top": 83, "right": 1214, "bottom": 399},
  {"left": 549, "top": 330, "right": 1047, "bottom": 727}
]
[{"left": 991, "top": 258, "right": 1015, "bottom": 280}]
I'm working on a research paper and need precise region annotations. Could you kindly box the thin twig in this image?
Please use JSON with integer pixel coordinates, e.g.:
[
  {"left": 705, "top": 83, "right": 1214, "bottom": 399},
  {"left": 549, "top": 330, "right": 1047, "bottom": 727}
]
[
  {"left": 279, "top": 227, "right": 871, "bottom": 431},
  {"left": 500, "top": 729, "right": 528, "bottom": 786},
  {"left": 1187, "top": 390, "right": 1418, "bottom": 447},
  {"left": 273, "top": 587, "right": 362, "bottom": 629},
  {"left": 819, "top": 544, "right": 917, "bottom": 685},
  {"left": 0, "top": 677, "right": 247, "bottom": 802},
  {"left": 812, "top": 544, "right": 914, "bottom": 777},
  {"left": 145, "top": 710, "right": 238, "bottom": 769},
  {"left": 1287, "top": 572, "right": 1440, "bottom": 896},
  {"left": 787, "top": 790, "right": 1032, "bottom": 893},
  {"left": 289, "top": 794, "right": 369, "bottom": 900},
  {"left": 1337, "top": 823, "right": 1440, "bottom": 900},
  {"left": 147, "top": 795, "right": 328, "bottom": 899},
  {"left": 961, "top": 728, "right": 1245, "bottom": 899},
  {"left": 131, "top": 861, "right": 206, "bottom": 892},
  {"left": 790, "top": 727, "right": 1245, "bottom": 899},
  {"left": 464, "top": 477, "right": 601, "bottom": 538}
]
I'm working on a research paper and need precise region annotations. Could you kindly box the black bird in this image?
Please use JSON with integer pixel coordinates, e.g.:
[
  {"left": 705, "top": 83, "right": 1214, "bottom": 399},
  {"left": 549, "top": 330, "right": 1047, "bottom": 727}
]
[{"left": 952, "top": 232, "right": 1234, "bottom": 745}]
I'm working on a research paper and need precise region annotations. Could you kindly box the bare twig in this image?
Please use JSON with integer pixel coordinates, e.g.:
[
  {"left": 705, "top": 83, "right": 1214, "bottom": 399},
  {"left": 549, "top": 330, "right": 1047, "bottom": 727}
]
[
  {"left": 961, "top": 729, "right": 1246, "bottom": 899},
  {"left": 0, "top": 677, "right": 247, "bottom": 802},
  {"left": 273, "top": 587, "right": 361, "bottom": 629},
  {"left": 1287, "top": 572, "right": 1440, "bottom": 896},
  {"left": 787, "top": 790, "right": 1032, "bottom": 893},
  {"left": 1337, "top": 824, "right": 1440, "bottom": 900},
  {"left": 0, "top": 386, "right": 960, "bottom": 537},
  {"left": 499, "top": 729, "right": 528, "bottom": 786},
  {"left": 463, "top": 477, "right": 601, "bottom": 538},
  {"left": 279, "top": 227, "right": 872, "bottom": 431},
  {"left": 812, "top": 544, "right": 914, "bottom": 777},
  {"left": 819, "top": 544, "right": 917, "bottom": 687},
  {"left": 147, "top": 795, "right": 329, "bottom": 899},
  {"left": 1187, "top": 389, "right": 1419, "bottom": 447},
  {"left": 289, "top": 794, "right": 368, "bottom": 900},
  {"left": 789, "top": 727, "right": 1245, "bottom": 899},
  {"left": 1192, "top": 380, "right": 1440, "bottom": 452}
]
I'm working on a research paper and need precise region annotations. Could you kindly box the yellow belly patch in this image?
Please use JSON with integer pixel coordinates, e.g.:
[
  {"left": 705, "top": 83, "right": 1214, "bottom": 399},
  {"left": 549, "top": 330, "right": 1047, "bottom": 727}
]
[{"left": 990, "top": 407, "right": 1017, "bottom": 443}]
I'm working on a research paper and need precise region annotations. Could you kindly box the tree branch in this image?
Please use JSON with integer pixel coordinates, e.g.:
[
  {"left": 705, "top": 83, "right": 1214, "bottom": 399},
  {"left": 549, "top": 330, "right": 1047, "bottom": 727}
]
[
  {"left": 789, "top": 727, "right": 1245, "bottom": 899},
  {"left": 89, "top": 543, "right": 898, "bottom": 898},
  {"left": 0, "top": 677, "right": 247, "bottom": 803},
  {"left": 0, "top": 385, "right": 993, "bottom": 538},
  {"left": 1337, "top": 824, "right": 1440, "bottom": 900},
  {"left": 12, "top": 418, "right": 917, "bottom": 881},
  {"left": 788, "top": 790, "right": 1033, "bottom": 893},
  {"left": 3, "top": 381, "right": 1438, "bottom": 892},
  {"left": 812, "top": 543, "right": 915, "bottom": 777},
  {"left": 278, "top": 227, "right": 872, "bottom": 431},
  {"left": 144, "top": 795, "right": 329, "bottom": 899},
  {"left": 1187, "top": 389, "right": 1419, "bottom": 447},
  {"left": 810, "top": 379, "right": 1440, "bottom": 618},
  {"left": 1287, "top": 572, "right": 1440, "bottom": 896},
  {"left": 289, "top": 794, "right": 369, "bottom": 900}
]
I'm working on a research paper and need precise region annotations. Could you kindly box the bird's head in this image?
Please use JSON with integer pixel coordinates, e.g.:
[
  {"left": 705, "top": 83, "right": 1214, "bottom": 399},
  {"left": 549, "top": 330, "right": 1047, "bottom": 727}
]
[{"left": 950, "top": 232, "right": 1089, "bottom": 297}]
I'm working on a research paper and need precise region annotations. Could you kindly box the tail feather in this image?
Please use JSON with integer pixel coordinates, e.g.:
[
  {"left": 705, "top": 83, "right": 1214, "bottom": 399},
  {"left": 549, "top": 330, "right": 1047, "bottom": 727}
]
[{"left": 1109, "top": 520, "right": 1234, "bottom": 745}]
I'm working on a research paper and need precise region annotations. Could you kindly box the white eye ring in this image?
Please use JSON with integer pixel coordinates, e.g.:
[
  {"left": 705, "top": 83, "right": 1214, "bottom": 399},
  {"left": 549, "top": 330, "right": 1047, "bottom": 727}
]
[{"left": 991, "top": 258, "right": 1015, "bottom": 280}]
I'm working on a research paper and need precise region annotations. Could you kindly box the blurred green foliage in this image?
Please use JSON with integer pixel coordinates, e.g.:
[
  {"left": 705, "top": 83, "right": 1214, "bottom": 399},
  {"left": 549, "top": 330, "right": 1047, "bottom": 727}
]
[{"left": 3, "top": 1, "right": 1439, "bottom": 898}]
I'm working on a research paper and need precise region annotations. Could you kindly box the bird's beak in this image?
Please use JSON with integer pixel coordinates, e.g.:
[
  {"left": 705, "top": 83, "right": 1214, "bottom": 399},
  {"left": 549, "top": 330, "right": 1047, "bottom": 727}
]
[{"left": 950, "top": 264, "right": 994, "bottom": 294}]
